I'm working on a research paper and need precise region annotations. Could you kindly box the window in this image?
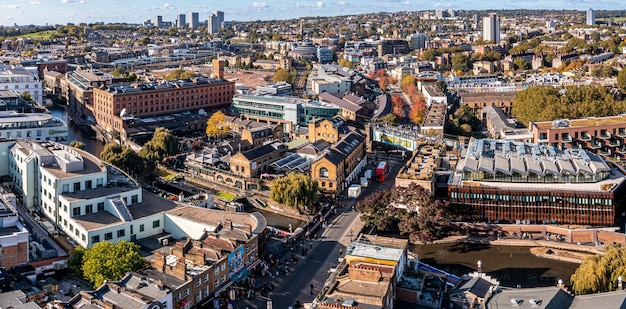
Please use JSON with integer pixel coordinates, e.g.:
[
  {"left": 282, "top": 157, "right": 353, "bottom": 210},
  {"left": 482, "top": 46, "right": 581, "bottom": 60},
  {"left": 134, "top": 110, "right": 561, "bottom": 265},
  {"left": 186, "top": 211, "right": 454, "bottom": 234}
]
[
  {"left": 69, "top": 224, "right": 73, "bottom": 232},
  {"left": 97, "top": 178, "right": 103, "bottom": 187},
  {"left": 97, "top": 202, "right": 104, "bottom": 212},
  {"left": 184, "top": 289, "right": 190, "bottom": 297},
  {"left": 139, "top": 224, "right": 145, "bottom": 232},
  {"left": 72, "top": 207, "right": 80, "bottom": 216},
  {"left": 85, "top": 204, "right": 93, "bottom": 214},
  {"left": 74, "top": 182, "right": 80, "bottom": 191},
  {"left": 221, "top": 263, "right": 226, "bottom": 271},
  {"left": 131, "top": 195, "right": 138, "bottom": 204},
  {"left": 117, "top": 229, "right": 125, "bottom": 237},
  {"left": 221, "top": 275, "right": 226, "bottom": 283},
  {"left": 153, "top": 220, "right": 160, "bottom": 228},
  {"left": 62, "top": 184, "right": 69, "bottom": 193},
  {"left": 214, "top": 268, "right": 219, "bottom": 275},
  {"left": 85, "top": 180, "right": 92, "bottom": 189},
  {"left": 319, "top": 167, "right": 329, "bottom": 178},
  {"left": 92, "top": 235, "right": 100, "bottom": 243},
  {"left": 82, "top": 234, "right": 86, "bottom": 242},
  {"left": 204, "top": 274, "right": 209, "bottom": 283},
  {"left": 196, "top": 279, "right": 201, "bottom": 287},
  {"left": 196, "top": 290, "right": 201, "bottom": 301},
  {"left": 214, "top": 280, "right": 219, "bottom": 287},
  {"left": 63, "top": 204, "right": 67, "bottom": 213}
]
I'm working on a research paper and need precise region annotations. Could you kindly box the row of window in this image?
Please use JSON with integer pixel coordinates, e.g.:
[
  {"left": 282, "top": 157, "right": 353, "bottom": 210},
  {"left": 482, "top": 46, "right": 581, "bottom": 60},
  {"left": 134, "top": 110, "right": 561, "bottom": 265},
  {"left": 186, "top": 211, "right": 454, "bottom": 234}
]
[
  {"left": 450, "top": 192, "right": 613, "bottom": 206},
  {"left": 90, "top": 220, "right": 160, "bottom": 243}
]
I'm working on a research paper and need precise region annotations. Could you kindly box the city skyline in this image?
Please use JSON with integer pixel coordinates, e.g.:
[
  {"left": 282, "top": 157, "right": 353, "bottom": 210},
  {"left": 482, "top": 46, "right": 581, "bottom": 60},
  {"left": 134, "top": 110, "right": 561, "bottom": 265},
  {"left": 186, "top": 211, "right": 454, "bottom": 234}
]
[{"left": 0, "top": 0, "right": 622, "bottom": 26}]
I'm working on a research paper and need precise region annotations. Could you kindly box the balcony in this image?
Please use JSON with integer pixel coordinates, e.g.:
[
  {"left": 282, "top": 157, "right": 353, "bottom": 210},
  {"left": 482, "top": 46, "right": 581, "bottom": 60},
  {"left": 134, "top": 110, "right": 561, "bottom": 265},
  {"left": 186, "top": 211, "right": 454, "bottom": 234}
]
[
  {"left": 600, "top": 131, "right": 612, "bottom": 139},
  {"left": 618, "top": 129, "right": 626, "bottom": 138},
  {"left": 581, "top": 133, "right": 592, "bottom": 141},
  {"left": 590, "top": 140, "right": 603, "bottom": 149},
  {"left": 600, "top": 148, "right": 612, "bottom": 156},
  {"left": 609, "top": 139, "right": 621, "bottom": 147},
  {"left": 619, "top": 146, "right": 626, "bottom": 154},
  {"left": 561, "top": 135, "right": 572, "bottom": 143}
]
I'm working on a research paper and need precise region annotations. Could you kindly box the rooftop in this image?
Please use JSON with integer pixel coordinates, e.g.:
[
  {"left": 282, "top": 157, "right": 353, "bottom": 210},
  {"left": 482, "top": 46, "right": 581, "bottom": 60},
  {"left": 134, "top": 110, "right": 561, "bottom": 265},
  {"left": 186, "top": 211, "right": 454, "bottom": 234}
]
[
  {"left": 346, "top": 242, "right": 404, "bottom": 262},
  {"left": 532, "top": 114, "right": 626, "bottom": 130},
  {"left": 486, "top": 287, "right": 573, "bottom": 309}
]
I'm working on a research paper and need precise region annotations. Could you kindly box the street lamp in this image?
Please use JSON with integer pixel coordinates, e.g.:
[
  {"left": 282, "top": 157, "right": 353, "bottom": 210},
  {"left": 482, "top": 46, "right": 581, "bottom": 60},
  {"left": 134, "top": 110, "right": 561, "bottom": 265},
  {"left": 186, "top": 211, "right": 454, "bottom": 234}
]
[
  {"left": 477, "top": 260, "right": 482, "bottom": 274},
  {"left": 349, "top": 228, "right": 353, "bottom": 242}
]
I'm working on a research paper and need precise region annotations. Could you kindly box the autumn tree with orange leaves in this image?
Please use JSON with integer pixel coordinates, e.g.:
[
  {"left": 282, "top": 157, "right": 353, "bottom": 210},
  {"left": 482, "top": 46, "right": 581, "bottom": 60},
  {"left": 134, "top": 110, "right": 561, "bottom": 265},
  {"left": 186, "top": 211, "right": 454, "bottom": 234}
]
[{"left": 391, "top": 94, "right": 406, "bottom": 119}]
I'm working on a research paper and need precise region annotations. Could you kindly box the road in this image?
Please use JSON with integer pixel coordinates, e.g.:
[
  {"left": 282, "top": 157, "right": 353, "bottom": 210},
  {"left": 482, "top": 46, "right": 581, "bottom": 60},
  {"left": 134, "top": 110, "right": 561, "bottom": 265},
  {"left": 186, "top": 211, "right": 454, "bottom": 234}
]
[{"left": 229, "top": 154, "right": 406, "bottom": 309}]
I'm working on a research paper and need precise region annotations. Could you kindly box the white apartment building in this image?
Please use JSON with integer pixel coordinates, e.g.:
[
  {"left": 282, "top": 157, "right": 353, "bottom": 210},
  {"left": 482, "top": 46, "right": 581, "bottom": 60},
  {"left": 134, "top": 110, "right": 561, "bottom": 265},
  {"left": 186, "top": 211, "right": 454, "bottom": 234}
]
[
  {"left": 8, "top": 140, "right": 176, "bottom": 248},
  {"left": 0, "top": 68, "right": 43, "bottom": 105}
]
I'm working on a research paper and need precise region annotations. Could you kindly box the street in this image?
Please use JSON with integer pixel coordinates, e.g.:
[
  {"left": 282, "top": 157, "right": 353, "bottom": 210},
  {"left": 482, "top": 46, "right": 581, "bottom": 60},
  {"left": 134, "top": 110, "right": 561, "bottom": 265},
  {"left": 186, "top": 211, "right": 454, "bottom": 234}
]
[{"left": 227, "top": 154, "right": 406, "bottom": 308}]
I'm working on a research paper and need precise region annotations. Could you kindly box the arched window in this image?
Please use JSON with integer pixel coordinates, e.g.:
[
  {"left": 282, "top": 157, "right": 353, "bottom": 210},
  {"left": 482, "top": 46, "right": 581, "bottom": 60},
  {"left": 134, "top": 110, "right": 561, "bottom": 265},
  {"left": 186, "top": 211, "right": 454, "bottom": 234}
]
[{"left": 320, "top": 167, "right": 329, "bottom": 178}]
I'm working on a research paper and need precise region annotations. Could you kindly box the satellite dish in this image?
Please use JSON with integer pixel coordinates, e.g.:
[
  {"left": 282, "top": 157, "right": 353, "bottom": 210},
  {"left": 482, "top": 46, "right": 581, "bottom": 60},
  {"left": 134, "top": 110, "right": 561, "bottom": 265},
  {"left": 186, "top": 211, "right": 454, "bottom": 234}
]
[{"left": 120, "top": 108, "right": 127, "bottom": 117}]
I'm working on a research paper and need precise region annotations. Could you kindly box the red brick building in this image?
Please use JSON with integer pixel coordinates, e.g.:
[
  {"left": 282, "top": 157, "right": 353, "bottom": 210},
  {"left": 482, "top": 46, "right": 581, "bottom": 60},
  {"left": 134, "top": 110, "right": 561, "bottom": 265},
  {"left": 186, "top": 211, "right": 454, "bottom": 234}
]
[{"left": 92, "top": 78, "right": 235, "bottom": 133}]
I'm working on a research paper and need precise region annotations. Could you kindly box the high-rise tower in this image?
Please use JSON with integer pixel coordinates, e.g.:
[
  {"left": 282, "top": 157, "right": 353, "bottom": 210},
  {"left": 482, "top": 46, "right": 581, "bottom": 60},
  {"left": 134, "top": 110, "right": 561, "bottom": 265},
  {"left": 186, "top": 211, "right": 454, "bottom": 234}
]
[{"left": 482, "top": 13, "right": 500, "bottom": 44}]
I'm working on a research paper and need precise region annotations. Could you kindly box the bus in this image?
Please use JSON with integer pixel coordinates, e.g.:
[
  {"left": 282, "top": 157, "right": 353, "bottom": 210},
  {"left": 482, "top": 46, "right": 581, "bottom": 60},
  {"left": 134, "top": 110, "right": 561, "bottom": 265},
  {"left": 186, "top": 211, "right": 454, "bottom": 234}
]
[{"left": 375, "top": 161, "right": 389, "bottom": 182}]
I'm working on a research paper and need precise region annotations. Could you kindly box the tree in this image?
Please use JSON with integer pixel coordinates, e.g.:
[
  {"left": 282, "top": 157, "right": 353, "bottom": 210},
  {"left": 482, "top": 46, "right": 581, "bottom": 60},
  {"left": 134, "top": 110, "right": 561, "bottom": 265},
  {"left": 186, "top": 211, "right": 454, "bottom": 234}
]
[
  {"left": 69, "top": 140, "right": 86, "bottom": 150},
  {"left": 69, "top": 240, "right": 147, "bottom": 287},
  {"left": 111, "top": 67, "right": 127, "bottom": 77},
  {"left": 378, "top": 75, "right": 389, "bottom": 92},
  {"left": 618, "top": 67, "right": 626, "bottom": 92},
  {"left": 401, "top": 74, "right": 416, "bottom": 93},
  {"left": 139, "top": 127, "right": 179, "bottom": 161},
  {"left": 338, "top": 58, "right": 353, "bottom": 69},
  {"left": 273, "top": 68, "right": 292, "bottom": 83},
  {"left": 165, "top": 68, "right": 195, "bottom": 80},
  {"left": 100, "top": 143, "right": 146, "bottom": 178},
  {"left": 270, "top": 173, "right": 319, "bottom": 213},
  {"left": 356, "top": 183, "right": 452, "bottom": 243},
  {"left": 140, "top": 37, "right": 150, "bottom": 46},
  {"left": 379, "top": 113, "right": 397, "bottom": 126},
  {"left": 391, "top": 94, "right": 405, "bottom": 119},
  {"left": 409, "top": 94, "right": 427, "bottom": 125},
  {"left": 513, "top": 57, "right": 529, "bottom": 70},
  {"left": 20, "top": 92, "right": 33, "bottom": 103},
  {"left": 451, "top": 53, "right": 470, "bottom": 72},
  {"left": 512, "top": 85, "right": 626, "bottom": 126},
  {"left": 571, "top": 244, "right": 626, "bottom": 295},
  {"left": 205, "top": 111, "right": 230, "bottom": 139}
]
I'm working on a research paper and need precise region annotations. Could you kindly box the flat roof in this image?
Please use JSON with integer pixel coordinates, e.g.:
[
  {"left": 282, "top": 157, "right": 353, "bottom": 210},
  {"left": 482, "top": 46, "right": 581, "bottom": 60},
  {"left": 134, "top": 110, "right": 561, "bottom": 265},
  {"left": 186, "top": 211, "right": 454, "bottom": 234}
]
[
  {"left": 346, "top": 242, "right": 404, "bottom": 262},
  {"left": 532, "top": 114, "right": 626, "bottom": 130},
  {"left": 166, "top": 206, "right": 267, "bottom": 236}
]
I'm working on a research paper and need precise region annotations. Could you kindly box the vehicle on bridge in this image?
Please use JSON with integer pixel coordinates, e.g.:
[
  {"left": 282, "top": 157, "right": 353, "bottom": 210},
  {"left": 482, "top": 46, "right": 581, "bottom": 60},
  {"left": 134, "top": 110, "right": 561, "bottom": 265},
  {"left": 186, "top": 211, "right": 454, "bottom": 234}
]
[{"left": 375, "top": 161, "right": 389, "bottom": 182}]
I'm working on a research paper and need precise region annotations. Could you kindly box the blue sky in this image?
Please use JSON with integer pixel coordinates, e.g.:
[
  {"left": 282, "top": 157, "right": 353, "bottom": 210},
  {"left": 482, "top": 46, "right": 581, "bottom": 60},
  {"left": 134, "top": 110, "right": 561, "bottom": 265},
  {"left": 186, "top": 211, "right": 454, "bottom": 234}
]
[{"left": 0, "top": 0, "right": 621, "bottom": 26}]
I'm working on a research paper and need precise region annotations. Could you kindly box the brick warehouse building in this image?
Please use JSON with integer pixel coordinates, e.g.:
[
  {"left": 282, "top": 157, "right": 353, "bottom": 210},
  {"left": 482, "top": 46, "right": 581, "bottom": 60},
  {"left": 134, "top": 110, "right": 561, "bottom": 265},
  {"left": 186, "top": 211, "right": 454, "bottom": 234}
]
[
  {"left": 448, "top": 138, "right": 626, "bottom": 225},
  {"left": 92, "top": 62, "right": 234, "bottom": 135}
]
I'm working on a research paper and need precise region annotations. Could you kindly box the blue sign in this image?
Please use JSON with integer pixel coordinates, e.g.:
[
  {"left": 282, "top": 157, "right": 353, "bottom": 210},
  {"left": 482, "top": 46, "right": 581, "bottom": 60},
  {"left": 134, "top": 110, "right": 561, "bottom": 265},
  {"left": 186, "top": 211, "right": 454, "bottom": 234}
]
[{"left": 228, "top": 246, "right": 245, "bottom": 278}]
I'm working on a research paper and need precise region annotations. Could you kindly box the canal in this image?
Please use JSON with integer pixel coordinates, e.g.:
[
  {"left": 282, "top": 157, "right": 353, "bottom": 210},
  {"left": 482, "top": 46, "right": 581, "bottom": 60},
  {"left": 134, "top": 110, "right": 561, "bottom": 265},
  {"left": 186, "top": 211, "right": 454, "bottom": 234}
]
[
  {"left": 49, "top": 106, "right": 105, "bottom": 157},
  {"left": 411, "top": 242, "right": 580, "bottom": 288}
]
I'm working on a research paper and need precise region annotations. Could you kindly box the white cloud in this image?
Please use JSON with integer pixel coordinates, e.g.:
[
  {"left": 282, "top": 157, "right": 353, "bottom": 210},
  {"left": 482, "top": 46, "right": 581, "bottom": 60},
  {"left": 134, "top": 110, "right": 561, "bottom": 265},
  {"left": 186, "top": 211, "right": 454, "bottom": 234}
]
[
  {"left": 163, "top": 2, "right": 175, "bottom": 9},
  {"left": 337, "top": 0, "right": 346, "bottom": 5},
  {"left": 252, "top": 2, "right": 269, "bottom": 8},
  {"left": 1, "top": 4, "right": 19, "bottom": 8},
  {"left": 316, "top": 1, "right": 324, "bottom": 7},
  {"left": 29, "top": 0, "right": 41, "bottom": 4},
  {"left": 60, "top": 0, "right": 77, "bottom": 3}
]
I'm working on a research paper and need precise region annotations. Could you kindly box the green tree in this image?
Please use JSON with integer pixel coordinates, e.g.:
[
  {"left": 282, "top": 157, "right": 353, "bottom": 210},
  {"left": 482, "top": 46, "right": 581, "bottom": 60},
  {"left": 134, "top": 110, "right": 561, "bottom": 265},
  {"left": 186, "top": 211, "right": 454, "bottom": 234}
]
[
  {"left": 618, "top": 67, "right": 626, "bottom": 92},
  {"left": 270, "top": 173, "right": 319, "bottom": 214},
  {"left": 111, "top": 67, "right": 127, "bottom": 77},
  {"left": 69, "top": 140, "right": 86, "bottom": 150},
  {"left": 571, "top": 244, "right": 626, "bottom": 295},
  {"left": 513, "top": 57, "right": 529, "bottom": 70},
  {"left": 451, "top": 53, "right": 470, "bottom": 72},
  {"left": 70, "top": 240, "right": 147, "bottom": 287},
  {"left": 205, "top": 111, "right": 230, "bottom": 139},
  {"left": 379, "top": 113, "right": 397, "bottom": 126},
  {"left": 512, "top": 85, "right": 626, "bottom": 126},
  {"left": 139, "top": 127, "right": 179, "bottom": 161},
  {"left": 273, "top": 68, "right": 292, "bottom": 83},
  {"left": 20, "top": 92, "right": 33, "bottom": 103},
  {"left": 100, "top": 143, "right": 146, "bottom": 178},
  {"left": 140, "top": 37, "right": 150, "bottom": 46},
  {"left": 165, "top": 68, "right": 196, "bottom": 80}
]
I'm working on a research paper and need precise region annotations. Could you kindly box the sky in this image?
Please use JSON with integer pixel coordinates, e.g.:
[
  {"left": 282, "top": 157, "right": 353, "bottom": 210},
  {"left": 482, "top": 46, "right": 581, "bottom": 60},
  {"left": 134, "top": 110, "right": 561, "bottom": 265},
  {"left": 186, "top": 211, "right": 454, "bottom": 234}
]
[{"left": 0, "top": 0, "right": 622, "bottom": 26}]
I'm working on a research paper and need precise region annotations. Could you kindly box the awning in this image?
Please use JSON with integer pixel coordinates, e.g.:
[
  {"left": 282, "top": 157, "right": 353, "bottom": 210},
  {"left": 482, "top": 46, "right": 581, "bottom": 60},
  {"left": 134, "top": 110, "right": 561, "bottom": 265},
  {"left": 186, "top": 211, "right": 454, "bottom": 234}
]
[{"left": 232, "top": 269, "right": 250, "bottom": 282}]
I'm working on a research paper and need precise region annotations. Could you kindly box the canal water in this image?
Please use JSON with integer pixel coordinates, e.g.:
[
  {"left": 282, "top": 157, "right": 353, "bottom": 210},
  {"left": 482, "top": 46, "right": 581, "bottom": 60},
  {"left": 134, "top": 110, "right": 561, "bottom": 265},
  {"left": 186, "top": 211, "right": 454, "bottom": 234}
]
[
  {"left": 411, "top": 242, "right": 580, "bottom": 288},
  {"left": 49, "top": 106, "right": 105, "bottom": 157}
]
